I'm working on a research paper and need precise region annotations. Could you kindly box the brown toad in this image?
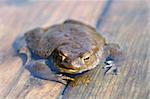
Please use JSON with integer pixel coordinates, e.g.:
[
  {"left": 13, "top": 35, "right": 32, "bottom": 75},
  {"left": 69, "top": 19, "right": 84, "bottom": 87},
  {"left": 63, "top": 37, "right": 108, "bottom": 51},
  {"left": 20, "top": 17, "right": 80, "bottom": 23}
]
[{"left": 18, "top": 20, "right": 123, "bottom": 84}]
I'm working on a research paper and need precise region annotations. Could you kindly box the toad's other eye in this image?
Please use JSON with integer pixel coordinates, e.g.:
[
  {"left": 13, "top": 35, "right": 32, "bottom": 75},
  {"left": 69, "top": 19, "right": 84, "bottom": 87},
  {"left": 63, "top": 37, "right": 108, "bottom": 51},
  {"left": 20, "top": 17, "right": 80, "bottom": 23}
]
[{"left": 84, "top": 56, "right": 90, "bottom": 61}]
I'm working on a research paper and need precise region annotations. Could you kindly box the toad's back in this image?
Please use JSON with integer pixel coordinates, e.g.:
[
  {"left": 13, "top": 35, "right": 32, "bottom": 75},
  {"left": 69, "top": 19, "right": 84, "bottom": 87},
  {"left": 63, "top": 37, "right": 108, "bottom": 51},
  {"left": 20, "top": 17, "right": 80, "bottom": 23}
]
[{"left": 25, "top": 20, "right": 106, "bottom": 59}]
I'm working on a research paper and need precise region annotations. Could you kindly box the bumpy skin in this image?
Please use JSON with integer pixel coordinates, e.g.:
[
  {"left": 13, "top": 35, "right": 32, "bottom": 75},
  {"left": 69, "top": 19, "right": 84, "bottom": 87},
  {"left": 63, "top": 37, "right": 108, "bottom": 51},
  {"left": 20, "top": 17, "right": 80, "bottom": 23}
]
[
  {"left": 19, "top": 20, "right": 123, "bottom": 84},
  {"left": 25, "top": 20, "right": 106, "bottom": 74}
]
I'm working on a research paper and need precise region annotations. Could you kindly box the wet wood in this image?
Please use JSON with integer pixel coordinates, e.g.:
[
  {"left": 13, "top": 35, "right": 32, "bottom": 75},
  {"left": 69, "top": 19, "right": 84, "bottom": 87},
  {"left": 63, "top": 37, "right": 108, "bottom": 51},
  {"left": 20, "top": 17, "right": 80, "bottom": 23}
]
[
  {"left": 63, "top": 0, "right": 150, "bottom": 99},
  {"left": 0, "top": 0, "right": 149, "bottom": 99},
  {"left": 0, "top": 1, "right": 105, "bottom": 99}
]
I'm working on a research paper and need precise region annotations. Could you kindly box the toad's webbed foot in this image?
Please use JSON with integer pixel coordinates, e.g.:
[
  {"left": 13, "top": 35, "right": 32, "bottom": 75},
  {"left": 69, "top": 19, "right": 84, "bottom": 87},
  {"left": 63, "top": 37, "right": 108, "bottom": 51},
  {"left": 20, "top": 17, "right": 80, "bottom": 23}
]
[
  {"left": 25, "top": 60, "right": 74, "bottom": 85},
  {"left": 103, "top": 60, "right": 118, "bottom": 75},
  {"left": 102, "top": 43, "right": 124, "bottom": 75}
]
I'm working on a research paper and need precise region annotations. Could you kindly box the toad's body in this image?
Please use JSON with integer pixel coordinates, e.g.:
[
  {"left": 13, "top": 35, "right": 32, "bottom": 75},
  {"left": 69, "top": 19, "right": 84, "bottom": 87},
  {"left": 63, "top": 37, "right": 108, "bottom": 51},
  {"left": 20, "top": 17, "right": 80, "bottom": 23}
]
[{"left": 19, "top": 20, "right": 123, "bottom": 84}]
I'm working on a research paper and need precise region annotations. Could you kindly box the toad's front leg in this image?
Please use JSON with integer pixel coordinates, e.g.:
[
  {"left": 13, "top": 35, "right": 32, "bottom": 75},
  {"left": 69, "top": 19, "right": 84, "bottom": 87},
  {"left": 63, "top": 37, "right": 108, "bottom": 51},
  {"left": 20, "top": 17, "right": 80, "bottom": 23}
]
[
  {"left": 102, "top": 43, "right": 124, "bottom": 75},
  {"left": 103, "top": 60, "right": 118, "bottom": 75},
  {"left": 25, "top": 60, "right": 74, "bottom": 85}
]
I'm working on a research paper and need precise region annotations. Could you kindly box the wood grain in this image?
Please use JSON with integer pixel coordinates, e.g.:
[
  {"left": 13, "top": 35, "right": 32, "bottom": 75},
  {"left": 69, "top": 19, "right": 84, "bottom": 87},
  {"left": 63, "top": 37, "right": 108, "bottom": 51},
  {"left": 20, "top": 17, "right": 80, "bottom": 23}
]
[
  {"left": 0, "top": 1, "right": 105, "bottom": 99},
  {"left": 63, "top": 0, "right": 150, "bottom": 99}
]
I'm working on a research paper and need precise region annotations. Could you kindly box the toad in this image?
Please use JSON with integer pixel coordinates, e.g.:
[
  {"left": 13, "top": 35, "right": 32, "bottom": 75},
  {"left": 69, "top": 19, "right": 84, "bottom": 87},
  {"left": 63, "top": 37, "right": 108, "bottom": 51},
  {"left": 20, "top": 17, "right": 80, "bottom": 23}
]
[{"left": 18, "top": 20, "right": 123, "bottom": 84}]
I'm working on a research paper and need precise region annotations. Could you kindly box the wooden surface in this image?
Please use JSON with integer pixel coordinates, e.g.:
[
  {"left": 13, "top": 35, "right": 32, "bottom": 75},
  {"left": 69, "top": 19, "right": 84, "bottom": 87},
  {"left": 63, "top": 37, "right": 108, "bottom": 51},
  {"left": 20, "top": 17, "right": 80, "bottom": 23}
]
[{"left": 0, "top": 0, "right": 149, "bottom": 99}]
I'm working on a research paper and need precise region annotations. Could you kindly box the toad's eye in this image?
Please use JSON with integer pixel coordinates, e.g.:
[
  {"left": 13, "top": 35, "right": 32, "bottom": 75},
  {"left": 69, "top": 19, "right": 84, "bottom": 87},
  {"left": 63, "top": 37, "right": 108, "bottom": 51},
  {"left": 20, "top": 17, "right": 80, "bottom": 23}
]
[
  {"left": 59, "top": 53, "right": 66, "bottom": 61},
  {"left": 84, "top": 56, "right": 90, "bottom": 61},
  {"left": 61, "top": 55, "right": 66, "bottom": 61}
]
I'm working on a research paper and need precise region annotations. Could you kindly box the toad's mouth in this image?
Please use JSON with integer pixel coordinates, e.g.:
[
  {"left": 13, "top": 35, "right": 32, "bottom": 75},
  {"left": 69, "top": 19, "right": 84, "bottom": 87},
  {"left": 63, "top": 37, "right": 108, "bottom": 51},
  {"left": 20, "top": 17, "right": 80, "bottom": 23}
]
[
  {"left": 57, "top": 64, "right": 98, "bottom": 74},
  {"left": 57, "top": 66, "right": 80, "bottom": 74},
  {"left": 55, "top": 63, "right": 84, "bottom": 74}
]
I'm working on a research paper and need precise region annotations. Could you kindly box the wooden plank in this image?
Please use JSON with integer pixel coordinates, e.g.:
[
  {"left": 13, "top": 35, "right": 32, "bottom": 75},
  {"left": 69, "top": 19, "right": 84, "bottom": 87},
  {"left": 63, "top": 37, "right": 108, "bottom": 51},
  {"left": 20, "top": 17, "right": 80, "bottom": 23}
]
[
  {"left": 63, "top": 0, "right": 150, "bottom": 99},
  {"left": 0, "top": 1, "right": 105, "bottom": 99}
]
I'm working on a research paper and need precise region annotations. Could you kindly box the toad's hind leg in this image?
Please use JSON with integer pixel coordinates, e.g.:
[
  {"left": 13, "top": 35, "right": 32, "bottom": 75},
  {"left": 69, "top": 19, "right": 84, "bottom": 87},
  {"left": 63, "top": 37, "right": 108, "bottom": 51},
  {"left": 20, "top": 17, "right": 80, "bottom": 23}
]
[
  {"left": 26, "top": 60, "right": 74, "bottom": 84},
  {"left": 19, "top": 45, "right": 32, "bottom": 66},
  {"left": 102, "top": 43, "right": 124, "bottom": 75},
  {"left": 15, "top": 36, "right": 32, "bottom": 66}
]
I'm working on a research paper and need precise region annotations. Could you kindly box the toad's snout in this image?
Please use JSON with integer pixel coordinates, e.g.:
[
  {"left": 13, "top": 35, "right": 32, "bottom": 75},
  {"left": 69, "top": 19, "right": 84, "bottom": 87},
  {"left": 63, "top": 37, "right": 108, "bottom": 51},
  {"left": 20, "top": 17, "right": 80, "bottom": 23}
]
[{"left": 60, "top": 59, "right": 84, "bottom": 70}]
